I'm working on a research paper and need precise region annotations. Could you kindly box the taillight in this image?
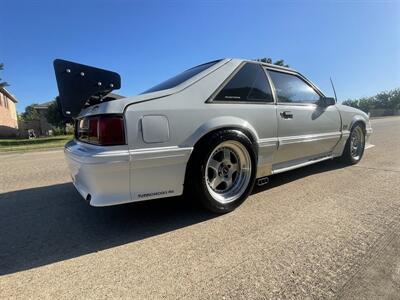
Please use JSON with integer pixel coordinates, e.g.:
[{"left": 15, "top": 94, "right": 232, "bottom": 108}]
[
  {"left": 98, "top": 116, "right": 126, "bottom": 145},
  {"left": 88, "top": 118, "right": 99, "bottom": 142},
  {"left": 76, "top": 115, "right": 125, "bottom": 146}
]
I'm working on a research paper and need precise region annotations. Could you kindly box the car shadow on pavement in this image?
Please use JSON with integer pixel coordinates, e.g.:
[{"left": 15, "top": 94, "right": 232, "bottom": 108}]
[
  {"left": 252, "top": 159, "right": 346, "bottom": 194},
  {"left": 0, "top": 159, "right": 345, "bottom": 276},
  {"left": 0, "top": 184, "right": 215, "bottom": 276}
]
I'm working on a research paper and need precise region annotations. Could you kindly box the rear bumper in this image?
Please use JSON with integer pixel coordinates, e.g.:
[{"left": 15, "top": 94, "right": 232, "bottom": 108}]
[
  {"left": 65, "top": 140, "right": 131, "bottom": 206},
  {"left": 65, "top": 140, "right": 193, "bottom": 206}
]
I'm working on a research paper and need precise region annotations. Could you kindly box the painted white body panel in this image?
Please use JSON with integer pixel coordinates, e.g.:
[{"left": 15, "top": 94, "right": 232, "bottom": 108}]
[
  {"left": 274, "top": 104, "right": 342, "bottom": 163},
  {"left": 64, "top": 58, "right": 373, "bottom": 206},
  {"left": 64, "top": 141, "right": 131, "bottom": 206}
]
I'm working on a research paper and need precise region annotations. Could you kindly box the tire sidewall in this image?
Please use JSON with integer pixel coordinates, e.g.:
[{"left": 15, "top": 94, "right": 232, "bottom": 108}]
[
  {"left": 346, "top": 123, "right": 366, "bottom": 164},
  {"left": 189, "top": 130, "right": 257, "bottom": 213}
]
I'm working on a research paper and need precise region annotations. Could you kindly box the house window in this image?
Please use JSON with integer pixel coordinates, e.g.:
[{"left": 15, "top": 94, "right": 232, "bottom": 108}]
[
  {"left": 0, "top": 93, "right": 3, "bottom": 106},
  {"left": 4, "top": 96, "right": 9, "bottom": 109}
]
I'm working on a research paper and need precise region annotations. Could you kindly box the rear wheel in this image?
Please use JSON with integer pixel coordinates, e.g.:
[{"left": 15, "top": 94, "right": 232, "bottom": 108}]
[
  {"left": 340, "top": 123, "right": 366, "bottom": 165},
  {"left": 186, "top": 130, "right": 257, "bottom": 214}
]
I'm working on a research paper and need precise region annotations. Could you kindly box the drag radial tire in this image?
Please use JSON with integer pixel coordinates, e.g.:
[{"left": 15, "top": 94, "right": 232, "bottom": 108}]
[
  {"left": 340, "top": 122, "right": 366, "bottom": 165},
  {"left": 185, "top": 130, "right": 257, "bottom": 214}
]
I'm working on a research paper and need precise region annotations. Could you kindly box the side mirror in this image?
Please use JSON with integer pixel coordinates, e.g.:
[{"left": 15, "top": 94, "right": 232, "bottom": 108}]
[{"left": 319, "top": 97, "right": 336, "bottom": 107}]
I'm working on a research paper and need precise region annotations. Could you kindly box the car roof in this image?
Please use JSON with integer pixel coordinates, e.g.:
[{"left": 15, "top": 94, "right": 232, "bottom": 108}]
[{"left": 231, "top": 58, "right": 297, "bottom": 73}]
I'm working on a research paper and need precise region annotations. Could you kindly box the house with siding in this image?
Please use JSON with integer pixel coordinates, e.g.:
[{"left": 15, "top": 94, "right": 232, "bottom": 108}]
[
  {"left": 0, "top": 87, "right": 18, "bottom": 137},
  {"left": 17, "top": 100, "right": 58, "bottom": 137}
]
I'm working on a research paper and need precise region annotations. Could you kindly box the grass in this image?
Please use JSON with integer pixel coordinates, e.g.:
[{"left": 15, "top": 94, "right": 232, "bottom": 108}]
[{"left": 0, "top": 135, "right": 73, "bottom": 153}]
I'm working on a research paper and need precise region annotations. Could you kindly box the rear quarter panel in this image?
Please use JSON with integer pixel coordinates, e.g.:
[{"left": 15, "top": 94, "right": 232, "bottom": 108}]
[
  {"left": 124, "top": 61, "right": 279, "bottom": 199},
  {"left": 124, "top": 59, "right": 278, "bottom": 150}
]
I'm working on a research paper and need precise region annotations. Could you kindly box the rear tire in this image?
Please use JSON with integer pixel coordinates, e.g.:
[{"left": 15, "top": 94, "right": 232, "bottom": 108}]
[
  {"left": 185, "top": 130, "right": 257, "bottom": 214},
  {"left": 340, "top": 122, "right": 366, "bottom": 165}
]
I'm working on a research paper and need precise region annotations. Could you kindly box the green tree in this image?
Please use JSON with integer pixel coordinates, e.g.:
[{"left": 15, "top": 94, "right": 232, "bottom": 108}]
[
  {"left": 46, "top": 99, "right": 65, "bottom": 128},
  {"left": 388, "top": 89, "right": 400, "bottom": 109},
  {"left": 255, "top": 58, "right": 289, "bottom": 68},
  {"left": 257, "top": 58, "right": 272, "bottom": 64},
  {"left": 342, "top": 88, "right": 400, "bottom": 113},
  {"left": 0, "top": 63, "right": 9, "bottom": 88},
  {"left": 342, "top": 99, "right": 359, "bottom": 109},
  {"left": 272, "top": 59, "right": 290, "bottom": 67},
  {"left": 20, "top": 104, "right": 40, "bottom": 121}
]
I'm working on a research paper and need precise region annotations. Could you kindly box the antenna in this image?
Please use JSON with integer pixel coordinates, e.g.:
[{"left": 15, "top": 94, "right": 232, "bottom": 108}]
[{"left": 330, "top": 77, "right": 338, "bottom": 103}]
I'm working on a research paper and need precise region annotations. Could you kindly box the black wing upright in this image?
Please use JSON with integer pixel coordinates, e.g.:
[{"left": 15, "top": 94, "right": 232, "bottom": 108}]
[{"left": 53, "top": 59, "right": 121, "bottom": 118}]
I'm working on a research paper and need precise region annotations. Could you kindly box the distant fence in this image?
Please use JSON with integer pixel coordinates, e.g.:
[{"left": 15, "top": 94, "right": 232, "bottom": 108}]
[
  {"left": 0, "top": 125, "right": 18, "bottom": 138},
  {"left": 16, "top": 120, "right": 74, "bottom": 138},
  {"left": 368, "top": 109, "right": 400, "bottom": 118},
  {"left": 17, "top": 120, "right": 42, "bottom": 138}
]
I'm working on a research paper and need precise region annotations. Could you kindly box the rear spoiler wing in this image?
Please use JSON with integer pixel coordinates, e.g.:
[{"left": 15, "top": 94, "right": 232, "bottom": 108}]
[{"left": 53, "top": 59, "right": 121, "bottom": 118}]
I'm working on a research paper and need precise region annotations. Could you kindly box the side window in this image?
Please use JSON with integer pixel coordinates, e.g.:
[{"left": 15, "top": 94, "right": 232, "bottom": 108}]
[
  {"left": 268, "top": 70, "right": 320, "bottom": 104},
  {"left": 214, "top": 63, "right": 273, "bottom": 102}
]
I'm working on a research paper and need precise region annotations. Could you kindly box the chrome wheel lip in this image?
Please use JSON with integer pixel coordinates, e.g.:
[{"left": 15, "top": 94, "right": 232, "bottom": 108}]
[
  {"left": 350, "top": 126, "right": 365, "bottom": 161},
  {"left": 205, "top": 141, "right": 252, "bottom": 204}
]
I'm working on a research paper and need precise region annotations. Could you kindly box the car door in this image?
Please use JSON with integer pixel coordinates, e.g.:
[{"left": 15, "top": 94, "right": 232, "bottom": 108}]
[
  {"left": 267, "top": 68, "right": 341, "bottom": 165},
  {"left": 211, "top": 62, "right": 278, "bottom": 177}
]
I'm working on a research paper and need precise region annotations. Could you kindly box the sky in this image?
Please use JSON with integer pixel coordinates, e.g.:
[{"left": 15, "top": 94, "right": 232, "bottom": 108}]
[{"left": 1, "top": 0, "right": 399, "bottom": 112}]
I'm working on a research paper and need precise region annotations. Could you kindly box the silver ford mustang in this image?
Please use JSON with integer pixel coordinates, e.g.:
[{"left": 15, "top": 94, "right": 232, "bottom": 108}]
[{"left": 54, "top": 58, "right": 373, "bottom": 213}]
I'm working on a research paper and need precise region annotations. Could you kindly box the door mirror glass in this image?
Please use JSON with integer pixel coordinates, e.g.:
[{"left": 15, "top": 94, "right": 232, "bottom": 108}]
[{"left": 319, "top": 97, "right": 336, "bottom": 106}]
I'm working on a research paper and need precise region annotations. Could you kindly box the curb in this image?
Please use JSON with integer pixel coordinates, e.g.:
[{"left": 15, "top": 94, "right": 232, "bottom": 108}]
[{"left": 0, "top": 147, "right": 64, "bottom": 156}]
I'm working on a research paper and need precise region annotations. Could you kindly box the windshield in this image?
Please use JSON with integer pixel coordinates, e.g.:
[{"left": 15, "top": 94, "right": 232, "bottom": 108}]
[{"left": 142, "top": 60, "right": 222, "bottom": 94}]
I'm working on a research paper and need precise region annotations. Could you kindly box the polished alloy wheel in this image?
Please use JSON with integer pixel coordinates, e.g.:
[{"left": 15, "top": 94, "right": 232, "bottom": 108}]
[
  {"left": 350, "top": 126, "right": 365, "bottom": 160},
  {"left": 205, "top": 141, "right": 252, "bottom": 204}
]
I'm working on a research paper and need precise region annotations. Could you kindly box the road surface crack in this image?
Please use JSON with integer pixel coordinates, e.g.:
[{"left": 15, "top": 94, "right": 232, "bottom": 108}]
[{"left": 353, "top": 165, "right": 400, "bottom": 173}]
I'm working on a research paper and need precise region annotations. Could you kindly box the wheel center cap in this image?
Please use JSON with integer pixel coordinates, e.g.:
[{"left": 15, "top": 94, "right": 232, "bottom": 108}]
[{"left": 222, "top": 166, "right": 229, "bottom": 175}]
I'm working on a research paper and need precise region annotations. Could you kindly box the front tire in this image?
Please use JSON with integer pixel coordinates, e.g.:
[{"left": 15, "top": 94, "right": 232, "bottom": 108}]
[
  {"left": 340, "top": 122, "right": 366, "bottom": 165},
  {"left": 186, "top": 130, "right": 257, "bottom": 214}
]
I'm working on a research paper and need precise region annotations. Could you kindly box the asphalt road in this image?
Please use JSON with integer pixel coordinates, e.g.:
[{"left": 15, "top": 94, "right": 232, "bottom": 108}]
[{"left": 0, "top": 117, "right": 399, "bottom": 299}]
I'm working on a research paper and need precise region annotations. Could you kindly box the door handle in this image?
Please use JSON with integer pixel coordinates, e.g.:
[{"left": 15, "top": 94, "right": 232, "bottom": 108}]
[{"left": 280, "top": 111, "right": 293, "bottom": 119}]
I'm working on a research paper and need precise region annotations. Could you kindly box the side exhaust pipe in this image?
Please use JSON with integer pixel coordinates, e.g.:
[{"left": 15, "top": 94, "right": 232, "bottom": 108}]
[{"left": 257, "top": 177, "right": 269, "bottom": 186}]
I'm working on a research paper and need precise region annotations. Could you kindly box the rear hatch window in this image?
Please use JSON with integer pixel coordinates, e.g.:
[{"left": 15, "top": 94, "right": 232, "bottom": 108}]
[{"left": 142, "top": 60, "right": 221, "bottom": 94}]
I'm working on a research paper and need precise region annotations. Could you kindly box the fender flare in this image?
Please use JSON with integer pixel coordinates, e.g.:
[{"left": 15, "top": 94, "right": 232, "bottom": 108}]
[
  {"left": 349, "top": 115, "right": 367, "bottom": 132},
  {"left": 183, "top": 116, "right": 260, "bottom": 147}
]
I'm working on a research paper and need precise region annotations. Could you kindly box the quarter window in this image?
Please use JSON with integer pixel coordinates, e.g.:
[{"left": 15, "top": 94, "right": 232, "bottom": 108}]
[
  {"left": 214, "top": 63, "right": 273, "bottom": 102},
  {"left": 143, "top": 60, "right": 221, "bottom": 94},
  {"left": 268, "top": 70, "right": 320, "bottom": 104}
]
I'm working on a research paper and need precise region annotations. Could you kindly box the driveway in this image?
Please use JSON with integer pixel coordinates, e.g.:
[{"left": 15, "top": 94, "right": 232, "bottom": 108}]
[{"left": 0, "top": 117, "right": 399, "bottom": 299}]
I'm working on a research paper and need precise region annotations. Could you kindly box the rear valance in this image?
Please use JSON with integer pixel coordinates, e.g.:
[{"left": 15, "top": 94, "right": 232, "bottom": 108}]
[{"left": 53, "top": 59, "right": 121, "bottom": 118}]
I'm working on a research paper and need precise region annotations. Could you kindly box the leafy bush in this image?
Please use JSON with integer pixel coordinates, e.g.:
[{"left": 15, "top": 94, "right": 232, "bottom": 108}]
[
  {"left": 52, "top": 127, "right": 66, "bottom": 136},
  {"left": 342, "top": 88, "right": 400, "bottom": 113},
  {"left": 46, "top": 100, "right": 65, "bottom": 128}
]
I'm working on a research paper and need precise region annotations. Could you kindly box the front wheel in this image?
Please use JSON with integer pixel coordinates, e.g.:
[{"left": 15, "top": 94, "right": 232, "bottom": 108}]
[
  {"left": 340, "top": 123, "right": 366, "bottom": 165},
  {"left": 186, "top": 130, "right": 257, "bottom": 214}
]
